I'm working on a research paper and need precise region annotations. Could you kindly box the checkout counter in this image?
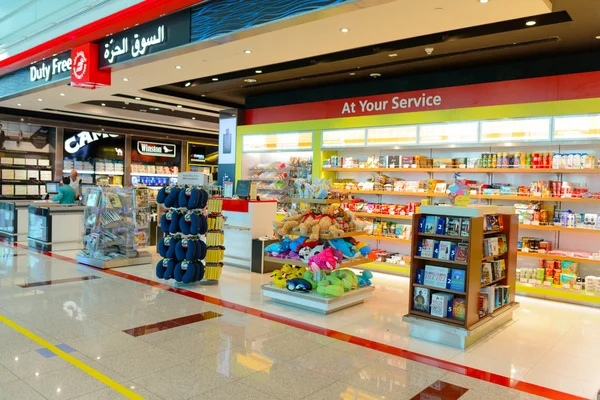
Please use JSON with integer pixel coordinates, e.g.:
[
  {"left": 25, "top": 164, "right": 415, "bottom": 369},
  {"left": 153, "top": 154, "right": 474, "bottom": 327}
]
[
  {"left": 0, "top": 200, "right": 34, "bottom": 241},
  {"left": 27, "top": 203, "right": 86, "bottom": 251},
  {"left": 222, "top": 199, "right": 277, "bottom": 270}
]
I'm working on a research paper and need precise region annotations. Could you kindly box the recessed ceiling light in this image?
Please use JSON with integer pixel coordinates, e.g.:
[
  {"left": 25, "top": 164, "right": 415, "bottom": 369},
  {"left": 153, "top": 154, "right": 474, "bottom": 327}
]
[
  {"left": 212, "top": 78, "right": 219, "bottom": 81},
  {"left": 20, "top": 118, "right": 24, "bottom": 122},
  {"left": 244, "top": 50, "right": 252, "bottom": 54},
  {"left": 122, "top": 107, "right": 126, "bottom": 109},
  {"left": 177, "top": 105, "right": 182, "bottom": 108},
  {"left": 340, "top": 28, "right": 349, "bottom": 33},
  {"left": 255, "top": 70, "right": 263, "bottom": 74},
  {"left": 184, "top": 82, "right": 192, "bottom": 87},
  {"left": 140, "top": 109, "right": 147, "bottom": 112},
  {"left": 122, "top": 77, "right": 129, "bottom": 81},
  {"left": 370, "top": 73, "right": 382, "bottom": 78},
  {"left": 192, "top": 117, "right": 196, "bottom": 120},
  {"left": 60, "top": 93, "right": 65, "bottom": 96},
  {"left": 175, "top": 65, "right": 182, "bottom": 69},
  {"left": 135, "top": 97, "right": 141, "bottom": 100},
  {"left": 101, "top": 103, "right": 106, "bottom": 106},
  {"left": 388, "top": 53, "right": 398, "bottom": 57},
  {"left": 17, "top": 103, "right": 22, "bottom": 106},
  {"left": 595, "top": 35, "right": 600, "bottom": 40},
  {"left": 244, "top": 78, "right": 257, "bottom": 83},
  {"left": 37, "top": 98, "right": 42, "bottom": 101},
  {"left": 479, "top": 0, "right": 488, "bottom": 3},
  {"left": 201, "top": 94, "right": 206, "bottom": 97},
  {"left": 150, "top": 107, "right": 160, "bottom": 111},
  {"left": 349, "top": 72, "right": 356, "bottom": 76},
  {"left": 526, "top": 20, "right": 536, "bottom": 26}
]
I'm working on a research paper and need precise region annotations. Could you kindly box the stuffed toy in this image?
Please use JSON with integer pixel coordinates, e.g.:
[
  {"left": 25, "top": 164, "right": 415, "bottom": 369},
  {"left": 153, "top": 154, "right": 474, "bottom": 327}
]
[
  {"left": 295, "top": 178, "right": 313, "bottom": 199},
  {"left": 176, "top": 238, "right": 197, "bottom": 261},
  {"left": 317, "top": 275, "right": 344, "bottom": 297},
  {"left": 174, "top": 261, "right": 197, "bottom": 283},
  {"left": 303, "top": 271, "right": 318, "bottom": 287},
  {"left": 328, "top": 238, "right": 356, "bottom": 258},
  {"left": 357, "top": 271, "right": 373, "bottom": 287},
  {"left": 273, "top": 208, "right": 304, "bottom": 236},
  {"left": 156, "top": 186, "right": 169, "bottom": 204},
  {"left": 307, "top": 247, "right": 339, "bottom": 272},
  {"left": 312, "top": 178, "right": 331, "bottom": 200},
  {"left": 355, "top": 242, "right": 372, "bottom": 257},
  {"left": 271, "top": 270, "right": 287, "bottom": 288},
  {"left": 298, "top": 206, "right": 321, "bottom": 240},
  {"left": 332, "top": 269, "right": 358, "bottom": 291},
  {"left": 346, "top": 210, "right": 369, "bottom": 232},
  {"left": 164, "top": 187, "right": 181, "bottom": 208},
  {"left": 156, "top": 258, "right": 170, "bottom": 279},
  {"left": 286, "top": 278, "right": 313, "bottom": 292},
  {"left": 169, "top": 211, "right": 182, "bottom": 234},
  {"left": 159, "top": 211, "right": 174, "bottom": 233},
  {"left": 264, "top": 238, "right": 291, "bottom": 255},
  {"left": 317, "top": 205, "right": 345, "bottom": 237},
  {"left": 298, "top": 244, "right": 323, "bottom": 263},
  {"left": 179, "top": 187, "right": 200, "bottom": 210},
  {"left": 157, "top": 236, "right": 173, "bottom": 258}
]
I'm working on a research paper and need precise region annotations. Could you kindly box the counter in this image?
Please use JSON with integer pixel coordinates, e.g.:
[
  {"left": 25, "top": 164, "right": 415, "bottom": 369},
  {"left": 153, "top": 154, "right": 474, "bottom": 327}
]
[
  {"left": 0, "top": 200, "right": 35, "bottom": 241},
  {"left": 27, "top": 203, "right": 86, "bottom": 251},
  {"left": 222, "top": 199, "right": 277, "bottom": 269}
]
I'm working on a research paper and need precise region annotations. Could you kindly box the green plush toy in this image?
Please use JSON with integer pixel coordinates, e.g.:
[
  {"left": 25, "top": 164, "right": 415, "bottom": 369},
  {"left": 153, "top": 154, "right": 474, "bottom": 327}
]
[
  {"left": 317, "top": 275, "right": 344, "bottom": 297},
  {"left": 332, "top": 269, "right": 359, "bottom": 291}
]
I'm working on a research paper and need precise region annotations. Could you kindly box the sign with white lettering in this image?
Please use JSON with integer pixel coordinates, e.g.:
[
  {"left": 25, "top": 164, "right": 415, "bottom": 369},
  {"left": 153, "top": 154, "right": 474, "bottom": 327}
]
[
  {"left": 29, "top": 52, "right": 72, "bottom": 83},
  {"left": 97, "top": 10, "right": 190, "bottom": 68},
  {"left": 137, "top": 141, "right": 177, "bottom": 158},
  {"left": 340, "top": 93, "right": 442, "bottom": 115},
  {"left": 65, "top": 131, "right": 120, "bottom": 154}
]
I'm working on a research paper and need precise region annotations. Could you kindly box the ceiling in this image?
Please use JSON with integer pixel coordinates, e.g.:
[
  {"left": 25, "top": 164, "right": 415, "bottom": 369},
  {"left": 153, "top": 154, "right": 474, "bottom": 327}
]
[{"left": 0, "top": 0, "right": 577, "bottom": 137}]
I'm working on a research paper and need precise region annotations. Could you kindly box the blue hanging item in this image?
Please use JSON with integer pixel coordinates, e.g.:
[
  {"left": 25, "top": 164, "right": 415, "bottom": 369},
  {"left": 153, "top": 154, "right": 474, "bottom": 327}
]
[
  {"left": 176, "top": 238, "right": 197, "bottom": 261},
  {"left": 163, "top": 258, "right": 177, "bottom": 280},
  {"left": 166, "top": 238, "right": 179, "bottom": 259},
  {"left": 179, "top": 187, "right": 201, "bottom": 210},
  {"left": 169, "top": 211, "right": 181, "bottom": 234},
  {"left": 179, "top": 211, "right": 192, "bottom": 235},
  {"left": 164, "top": 187, "right": 181, "bottom": 208},
  {"left": 198, "top": 189, "right": 209, "bottom": 209},
  {"left": 159, "top": 211, "right": 174, "bottom": 233},
  {"left": 174, "top": 261, "right": 197, "bottom": 283},
  {"left": 198, "top": 214, "right": 208, "bottom": 235},
  {"left": 197, "top": 240, "right": 207, "bottom": 260},
  {"left": 156, "top": 258, "right": 168, "bottom": 279},
  {"left": 157, "top": 236, "right": 174, "bottom": 257},
  {"left": 195, "top": 261, "right": 205, "bottom": 282},
  {"left": 156, "top": 186, "right": 168, "bottom": 204}
]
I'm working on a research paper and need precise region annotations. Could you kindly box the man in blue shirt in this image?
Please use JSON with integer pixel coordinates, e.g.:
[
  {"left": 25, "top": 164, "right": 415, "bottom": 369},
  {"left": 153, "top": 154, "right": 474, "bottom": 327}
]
[{"left": 52, "top": 177, "right": 77, "bottom": 204}]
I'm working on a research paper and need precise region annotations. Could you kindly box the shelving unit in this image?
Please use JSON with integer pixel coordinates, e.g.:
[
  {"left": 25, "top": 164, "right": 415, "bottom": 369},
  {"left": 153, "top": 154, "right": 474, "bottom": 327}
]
[
  {"left": 517, "top": 251, "right": 600, "bottom": 265},
  {"left": 403, "top": 206, "right": 519, "bottom": 349},
  {"left": 325, "top": 167, "right": 600, "bottom": 174}
]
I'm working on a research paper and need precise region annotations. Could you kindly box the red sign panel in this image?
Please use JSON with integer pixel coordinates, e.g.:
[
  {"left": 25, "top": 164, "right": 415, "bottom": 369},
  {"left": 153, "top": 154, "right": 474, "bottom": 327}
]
[
  {"left": 71, "top": 43, "right": 111, "bottom": 89},
  {"left": 245, "top": 71, "right": 600, "bottom": 125}
]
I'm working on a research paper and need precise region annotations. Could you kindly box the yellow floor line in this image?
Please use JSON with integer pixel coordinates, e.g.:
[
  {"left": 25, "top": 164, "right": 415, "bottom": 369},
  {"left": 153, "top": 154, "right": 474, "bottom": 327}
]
[{"left": 0, "top": 314, "right": 144, "bottom": 399}]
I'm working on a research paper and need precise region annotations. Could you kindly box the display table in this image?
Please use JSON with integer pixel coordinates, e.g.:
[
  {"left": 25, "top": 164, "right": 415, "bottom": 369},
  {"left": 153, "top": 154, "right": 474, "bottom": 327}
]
[
  {"left": 0, "top": 200, "right": 35, "bottom": 241},
  {"left": 222, "top": 199, "right": 277, "bottom": 269},
  {"left": 27, "top": 203, "right": 86, "bottom": 251}
]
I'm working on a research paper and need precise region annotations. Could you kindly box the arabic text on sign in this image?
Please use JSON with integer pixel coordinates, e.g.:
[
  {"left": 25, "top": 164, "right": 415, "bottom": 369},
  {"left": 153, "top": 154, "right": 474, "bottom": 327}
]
[{"left": 104, "top": 25, "right": 165, "bottom": 64}]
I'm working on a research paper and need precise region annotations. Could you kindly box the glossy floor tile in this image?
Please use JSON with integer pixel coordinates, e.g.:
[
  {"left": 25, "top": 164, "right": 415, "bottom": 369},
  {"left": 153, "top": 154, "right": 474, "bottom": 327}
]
[{"left": 0, "top": 242, "right": 597, "bottom": 399}]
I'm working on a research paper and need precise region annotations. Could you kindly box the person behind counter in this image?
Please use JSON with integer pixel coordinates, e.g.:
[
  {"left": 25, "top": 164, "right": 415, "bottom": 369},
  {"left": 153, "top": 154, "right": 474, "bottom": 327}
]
[{"left": 52, "top": 177, "right": 77, "bottom": 204}]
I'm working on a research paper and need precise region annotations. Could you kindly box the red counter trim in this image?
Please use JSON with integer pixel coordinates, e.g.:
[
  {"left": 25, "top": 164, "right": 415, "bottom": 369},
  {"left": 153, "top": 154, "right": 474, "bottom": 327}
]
[
  {"left": 221, "top": 198, "right": 277, "bottom": 213},
  {"left": 245, "top": 71, "right": 600, "bottom": 125}
]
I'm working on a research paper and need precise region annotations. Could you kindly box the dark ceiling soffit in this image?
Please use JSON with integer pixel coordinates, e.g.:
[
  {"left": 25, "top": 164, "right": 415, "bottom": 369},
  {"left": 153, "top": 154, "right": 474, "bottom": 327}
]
[
  {"left": 142, "top": 87, "right": 241, "bottom": 109},
  {"left": 0, "top": 106, "right": 216, "bottom": 140},
  {"left": 162, "top": 10, "right": 572, "bottom": 88},
  {"left": 112, "top": 94, "right": 221, "bottom": 115},
  {"left": 81, "top": 100, "right": 219, "bottom": 124}
]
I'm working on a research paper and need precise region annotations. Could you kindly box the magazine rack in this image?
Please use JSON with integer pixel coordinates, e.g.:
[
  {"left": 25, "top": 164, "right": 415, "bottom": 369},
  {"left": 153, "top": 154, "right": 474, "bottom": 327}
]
[
  {"left": 77, "top": 186, "right": 152, "bottom": 268},
  {"left": 403, "top": 205, "right": 519, "bottom": 349}
]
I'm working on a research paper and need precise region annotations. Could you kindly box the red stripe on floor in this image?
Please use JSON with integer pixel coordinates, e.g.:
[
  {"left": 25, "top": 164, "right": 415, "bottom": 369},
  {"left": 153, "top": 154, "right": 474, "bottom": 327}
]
[
  {"left": 123, "top": 311, "right": 222, "bottom": 337},
  {"left": 18, "top": 275, "right": 100, "bottom": 288},
  {"left": 7, "top": 242, "right": 586, "bottom": 400}
]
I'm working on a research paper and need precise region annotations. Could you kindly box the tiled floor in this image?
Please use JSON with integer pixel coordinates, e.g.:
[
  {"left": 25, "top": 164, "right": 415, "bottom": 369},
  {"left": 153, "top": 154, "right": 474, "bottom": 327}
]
[{"left": 0, "top": 242, "right": 597, "bottom": 399}]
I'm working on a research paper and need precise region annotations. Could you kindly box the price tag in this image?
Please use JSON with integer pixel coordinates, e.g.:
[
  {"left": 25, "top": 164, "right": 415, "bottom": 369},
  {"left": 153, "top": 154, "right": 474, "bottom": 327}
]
[
  {"left": 573, "top": 284, "right": 582, "bottom": 290},
  {"left": 535, "top": 279, "right": 543, "bottom": 285},
  {"left": 528, "top": 279, "right": 538, "bottom": 284},
  {"left": 403, "top": 164, "right": 410, "bottom": 169},
  {"left": 440, "top": 165, "right": 447, "bottom": 169},
  {"left": 459, "top": 164, "right": 466, "bottom": 169},
  {"left": 543, "top": 281, "right": 553, "bottom": 287},
  {"left": 411, "top": 164, "right": 417, "bottom": 169},
  {"left": 520, "top": 278, "right": 528, "bottom": 283},
  {"left": 562, "top": 283, "right": 572, "bottom": 289},
  {"left": 521, "top": 248, "right": 530, "bottom": 253}
]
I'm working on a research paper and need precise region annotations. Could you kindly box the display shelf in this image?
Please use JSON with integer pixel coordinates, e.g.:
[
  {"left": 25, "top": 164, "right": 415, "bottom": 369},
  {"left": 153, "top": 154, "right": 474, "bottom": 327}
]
[
  {"left": 63, "top": 169, "right": 95, "bottom": 174},
  {"left": 285, "top": 231, "right": 365, "bottom": 240},
  {"left": 289, "top": 198, "right": 353, "bottom": 204},
  {"left": 354, "top": 190, "right": 436, "bottom": 197},
  {"left": 413, "top": 256, "right": 468, "bottom": 266},
  {"left": 482, "top": 276, "right": 507, "bottom": 287},
  {"left": 257, "top": 187, "right": 287, "bottom": 191},
  {"left": 264, "top": 256, "right": 369, "bottom": 269},
  {"left": 262, "top": 284, "right": 374, "bottom": 314},
  {"left": 475, "top": 194, "right": 600, "bottom": 203},
  {"left": 76, "top": 252, "right": 152, "bottom": 269},
  {"left": 0, "top": 165, "right": 52, "bottom": 170},
  {"left": 130, "top": 172, "right": 177, "bottom": 177},
  {"left": 519, "top": 224, "right": 600, "bottom": 234},
  {"left": 363, "top": 261, "right": 411, "bottom": 276},
  {"left": 354, "top": 212, "right": 412, "bottom": 220},
  {"left": 326, "top": 167, "right": 600, "bottom": 174},
  {"left": 0, "top": 180, "right": 44, "bottom": 184},
  {"left": 418, "top": 233, "right": 468, "bottom": 240},
  {"left": 94, "top": 171, "right": 124, "bottom": 176},
  {"left": 249, "top": 168, "right": 291, "bottom": 172},
  {"left": 517, "top": 251, "right": 600, "bottom": 265},
  {"left": 413, "top": 283, "right": 466, "bottom": 296},
  {"left": 516, "top": 282, "right": 600, "bottom": 307},
  {"left": 408, "top": 310, "right": 465, "bottom": 326},
  {"left": 362, "top": 235, "right": 410, "bottom": 243},
  {"left": 482, "top": 254, "right": 506, "bottom": 262},
  {"left": 475, "top": 302, "right": 518, "bottom": 326}
]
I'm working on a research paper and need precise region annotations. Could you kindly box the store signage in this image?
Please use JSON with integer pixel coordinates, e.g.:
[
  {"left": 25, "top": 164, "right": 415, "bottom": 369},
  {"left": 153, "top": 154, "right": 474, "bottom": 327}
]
[
  {"left": 341, "top": 93, "right": 442, "bottom": 115},
  {"left": 97, "top": 10, "right": 191, "bottom": 68},
  {"left": 71, "top": 43, "right": 111, "bottom": 89},
  {"left": 29, "top": 52, "right": 72, "bottom": 83},
  {"left": 137, "top": 141, "right": 176, "bottom": 158},
  {"left": 191, "top": 154, "right": 205, "bottom": 161},
  {"left": 64, "top": 131, "right": 119, "bottom": 154}
]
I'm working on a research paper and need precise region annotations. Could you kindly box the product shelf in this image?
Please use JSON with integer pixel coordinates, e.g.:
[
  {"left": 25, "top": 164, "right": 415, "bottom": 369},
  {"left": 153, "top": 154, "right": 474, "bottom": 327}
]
[
  {"left": 481, "top": 276, "right": 507, "bottom": 287},
  {"left": 413, "top": 283, "right": 466, "bottom": 296},
  {"left": 517, "top": 251, "right": 600, "bottom": 265},
  {"left": 288, "top": 197, "right": 353, "bottom": 204},
  {"left": 130, "top": 172, "right": 177, "bottom": 177},
  {"left": 516, "top": 282, "right": 600, "bottom": 306},
  {"left": 418, "top": 233, "right": 468, "bottom": 241},
  {"left": 354, "top": 212, "right": 412, "bottom": 220},
  {"left": 284, "top": 231, "right": 365, "bottom": 240},
  {"left": 326, "top": 167, "right": 600, "bottom": 174},
  {"left": 408, "top": 309, "right": 465, "bottom": 326},
  {"left": 264, "top": 256, "right": 369, "bottom": 269},
  {"left": 413, "top": 255, "right": 468, "bottom": 266},
  {"left": 475, "top": 194, "right": 600, "bottom": 203},
  {"left": 361, "top": 235, "right": 410, "bottom": 243},
  {"left": 519, "top": 224, "right": 600, "bottom": 234}
]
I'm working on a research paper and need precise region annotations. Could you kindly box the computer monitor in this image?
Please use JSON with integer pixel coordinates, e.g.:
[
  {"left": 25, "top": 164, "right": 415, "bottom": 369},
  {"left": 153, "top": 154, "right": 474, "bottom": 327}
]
[{"left": 45, "top": 182, "right": 59, "bottom": 194}]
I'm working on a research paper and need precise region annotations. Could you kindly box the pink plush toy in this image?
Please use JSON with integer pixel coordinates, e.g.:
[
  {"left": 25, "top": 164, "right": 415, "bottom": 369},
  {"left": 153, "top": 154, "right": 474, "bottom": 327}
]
[{"left": 307, "top": 248, "right": 339, "bottom": 272}]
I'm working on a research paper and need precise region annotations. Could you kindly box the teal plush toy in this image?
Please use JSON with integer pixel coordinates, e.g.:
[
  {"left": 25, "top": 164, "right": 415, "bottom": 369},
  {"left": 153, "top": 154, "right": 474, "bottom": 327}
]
[
  {"left": 332, "top": 269, "right": 358, "bottom": 291},
  {"left": 328, "top": 238, "right": 356, "bottom": 258},
  {"left": 357, "top": 271, "right": 373, "bottom": 287}
]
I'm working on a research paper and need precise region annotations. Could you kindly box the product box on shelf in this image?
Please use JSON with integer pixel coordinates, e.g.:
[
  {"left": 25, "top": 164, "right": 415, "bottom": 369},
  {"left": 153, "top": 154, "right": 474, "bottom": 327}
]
[
  {"left": 424, "top": 265, "right": 450, "bottom": 288},
  {"left": 431, "top": 292, "right": 454, "bottom": 318},
  {"left": 413, "top": 287, "right": 431, "bottom": 312}
]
